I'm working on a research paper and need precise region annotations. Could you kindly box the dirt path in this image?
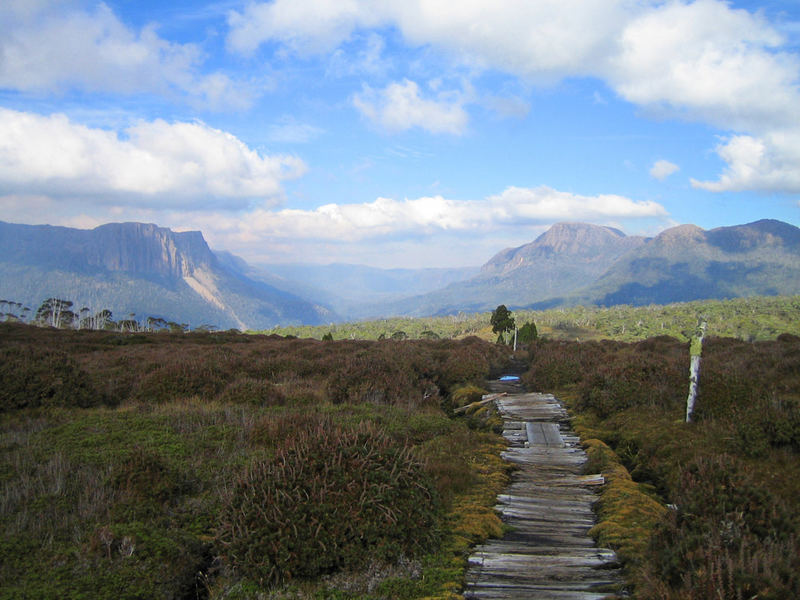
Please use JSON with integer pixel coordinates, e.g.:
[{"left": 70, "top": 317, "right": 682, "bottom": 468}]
[{"left": 464, "top": 382, "right": 623, "bottom": 599}]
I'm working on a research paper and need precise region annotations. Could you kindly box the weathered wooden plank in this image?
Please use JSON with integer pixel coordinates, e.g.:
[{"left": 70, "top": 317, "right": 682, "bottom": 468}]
[
  {"left": 464, "top": 386, "right": 623, "bottom": 599},
  {"left": 526, "top": 421, "right": 565, "bottom": 447}
]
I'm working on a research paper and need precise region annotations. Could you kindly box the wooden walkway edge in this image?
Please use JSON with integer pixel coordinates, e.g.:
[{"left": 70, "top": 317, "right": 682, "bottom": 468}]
[{"left": 464, "top": 386, "right": 624, "bottom": 599}]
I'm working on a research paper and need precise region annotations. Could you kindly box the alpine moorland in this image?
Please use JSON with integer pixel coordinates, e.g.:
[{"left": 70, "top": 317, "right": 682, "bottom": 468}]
[{"left": 2, "top": 297, "right": 799, "bottom": 598}]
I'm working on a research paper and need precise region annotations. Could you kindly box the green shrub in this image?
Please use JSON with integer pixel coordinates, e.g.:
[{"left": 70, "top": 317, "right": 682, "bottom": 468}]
[
  {"left": 326, "top": 350, "right": 416, "bottom": 405},
  {"left": 216, "top": 377, "right": 285, "bottom": 406},
  {"left": 0, "top": 347, "right": 98, "bottom": 411},
  {"left": 645, "top": 454, "right": 800, "bottom": 599},
  {"left": 110, "top": 447, "right": 194, "bottom": 516},
  {"left": 216, "top": 420, "right": 440, "bottom": 586},
  {"left": 574, "top": 338, "right": 685, "bottom": 418}
]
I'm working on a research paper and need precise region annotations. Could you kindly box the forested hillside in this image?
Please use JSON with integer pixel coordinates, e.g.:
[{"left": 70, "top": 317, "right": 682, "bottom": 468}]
[{"left": 265, "top": 295, "right": 800, "bottom": 343}]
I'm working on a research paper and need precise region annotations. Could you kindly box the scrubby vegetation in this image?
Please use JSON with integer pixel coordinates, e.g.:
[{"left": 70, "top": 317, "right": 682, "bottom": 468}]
[
  {"left": 525, "top": 334, "right": 800, "bottom": 598},
  {"left": 5, "top": 294, "right": 800, "bottom": 599},
  {"left": 264, "top": 294, "right": 800, "bottom": 343},
  {"left": 0, "top": 322, "right": 510, "bottom": 599}
]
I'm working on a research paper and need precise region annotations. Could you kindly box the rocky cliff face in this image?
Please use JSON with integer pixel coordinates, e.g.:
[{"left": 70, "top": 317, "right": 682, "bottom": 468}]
[
  {"left": 86, "top": 223, "right": 215, "bottom": 279},
  {"left": 3, "top": 221, "right": 217, "bottom": 280},
  {"left": 0, "top": 221, "right": 333, "bottom": 329},
  {"left": 0, "top": 221, "right": 215, "bottom": 279}
]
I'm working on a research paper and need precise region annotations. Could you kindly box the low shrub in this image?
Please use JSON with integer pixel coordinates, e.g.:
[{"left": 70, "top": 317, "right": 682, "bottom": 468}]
[
  {"left": 326, "top": 349, "right": 420, "bottom": 405},
  {"left": 572, "top": 338, "right": 685, "bottom": 418},
  {"left": 216, "top": 420, "right": 440, "bottom": 586},
  {"left": 0, "top": 347, "right": 98, "bottom": 411},
  {"left": 216, "top": 377, "right": 286, "bottom": 406},
  {"left": 524, "top": 339, "right": 614, "bottom": 390},
  {"left": 644, "top": 454, "right": 800, "bottom": 599},
  {"left": 583, "top": 438, "right": 667, "bottom": 565}
]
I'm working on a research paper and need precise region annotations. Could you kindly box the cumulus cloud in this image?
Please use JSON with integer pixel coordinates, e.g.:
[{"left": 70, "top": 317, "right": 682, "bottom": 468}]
[
  {"left": 352, "top": 79, "right": 468, "bottom": 134},
  {"left": 226, "top": 0, "right": 627, "bottom": 77},
  {"left": 0, "top": 108, "right": 306, "bottom": 207},
  {"left": 608, "top": 1, "right": 800, "bottom": 130},
  {"left": 228, "top": 0, "right": 800, "bottom": 127},
  {"left": 0, "top": 2, "right": 253, "bottom": 109},
  {"left": 691, "top": 132, "right": 800, "bottom": 192},
  {"left": 650, "top": 159, "right": 680, "bottom": 181},
  {"left": 227, "top": 0, "right": 383, "bottom": 56},
  {"left": 227, "top": 0, "right": 800, "bottom": 192},
  {"left": 170, "top": 185, "right": 667, "bottom": 267},
  {"left": 224, "top": 186, "right": 667, "bottom": 243}
]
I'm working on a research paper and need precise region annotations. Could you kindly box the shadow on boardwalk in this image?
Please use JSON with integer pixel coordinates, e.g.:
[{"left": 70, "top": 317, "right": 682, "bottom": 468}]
[{"left": 464, "top": 379, "right": 624, "bottom": 599}]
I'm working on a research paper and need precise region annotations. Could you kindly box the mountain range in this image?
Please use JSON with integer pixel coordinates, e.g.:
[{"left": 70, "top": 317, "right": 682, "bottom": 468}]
[
  {"left": 0, "top": 221, "right": 333, "bottom": 330},
  {"left": 1, "top": 219, "right": 799, "bottom": 328},
  {"left": 383, "top": 219, "right": 800, "bottom": 315}
]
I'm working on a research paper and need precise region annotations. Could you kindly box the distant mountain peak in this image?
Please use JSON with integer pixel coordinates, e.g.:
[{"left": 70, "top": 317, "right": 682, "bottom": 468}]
[
  {"left": 481, "top": 222, "right": 643, "bottom": 277},
  {"left": 650, "top": 224, "right": 706, "bottom": 246},
  {"left": 585, "top": 220, "right": 800, "bottom": 307},
  {"left": 534, "top": 222, "right": 627, "bottom": 252},
  {"left": 0, "top": 220, "right": 332, "bottom": 329},
  {"left": 707, "top": 219, "right": 800, "bottom": 251}
]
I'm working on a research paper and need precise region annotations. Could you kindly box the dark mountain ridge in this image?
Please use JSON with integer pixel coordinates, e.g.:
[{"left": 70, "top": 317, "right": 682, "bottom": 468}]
[
  {"left": 578, "top": 219, "right": 800, "bottom": 307},
  {"left": 382, "top": 223, "right": 648, "bottom": 316},
  {"left": 0, "top": 221, "right": 333, "bottom": 329},
  {"left": 2, "top": 218, "right": 798, "bottom": 325}
]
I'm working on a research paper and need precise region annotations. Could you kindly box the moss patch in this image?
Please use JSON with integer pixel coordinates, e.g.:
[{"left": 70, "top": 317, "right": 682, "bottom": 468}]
[{"left": 582, "top": 438, "right": 667, "bottom": 566}]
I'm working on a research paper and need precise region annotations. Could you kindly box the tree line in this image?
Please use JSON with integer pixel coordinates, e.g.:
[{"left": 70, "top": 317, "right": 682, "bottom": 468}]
[{"left": 0, "top": 297, "right": 203, "bottom": 333}]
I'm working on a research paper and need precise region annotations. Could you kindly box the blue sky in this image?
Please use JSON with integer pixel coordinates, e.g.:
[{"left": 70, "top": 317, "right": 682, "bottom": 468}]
[{"left": 1, "top": 1, "right": 799, "bottom": 268}]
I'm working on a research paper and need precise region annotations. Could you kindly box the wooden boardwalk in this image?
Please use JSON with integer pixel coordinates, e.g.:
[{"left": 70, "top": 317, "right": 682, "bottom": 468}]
[{"left": 464, "top": 383, "right": 623, "bottom": 599}]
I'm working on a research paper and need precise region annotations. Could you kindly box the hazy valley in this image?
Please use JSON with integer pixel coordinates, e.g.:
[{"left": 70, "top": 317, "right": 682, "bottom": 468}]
[{"left": 2, "top": 218, "right": 800, "bottom": 330}]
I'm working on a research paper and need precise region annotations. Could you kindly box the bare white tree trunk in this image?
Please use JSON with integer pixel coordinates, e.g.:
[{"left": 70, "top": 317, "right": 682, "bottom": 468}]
[
  {"left": 686, "top": 355, "right": 701, "bottom": 422},
  {"left": 686, "top": 320, "right": 707, "bottom": 423}
]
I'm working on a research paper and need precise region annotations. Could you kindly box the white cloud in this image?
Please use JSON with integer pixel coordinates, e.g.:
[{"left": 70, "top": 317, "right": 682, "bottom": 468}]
[
  {"left": 691, "top": 132, "right": 800, "bottom": 192},
  {"left": 227, "top": 0, "right": 383, "bottom": 56},
  {"left": 488, "top": 186, "right": 668, "bottom": 221},
  {"left": 0, "top": 2, "right": 253, "bottom": 109},
  {"left": 226, "top": 0, "right": 627, "bottom": 77},
  {"left": 1, "top": 184, "right": 669, "bottom": 269},
  {"left": 0, "top": 108, "right": 306, "bottom": 207},
  {"left": 228, "top": 0, "right": 800, "bottom": 192},
  {"left": 183, "top": 185, "right": 667, "bottom": 267},
  {"left": 228, "top": 0, "right": 800, "bottom": 129},
  {"left": 608, "top": 0, "right": 800, "bottom": 132},
  {"left": 650, "top": 159, "right": 680, "bottom": 181},
  {"left": 327, "top": 33, "right": 389, "bottom": 78},
  {"left": 353, "top": 79, "right": 468, "bottom": 134},
  {"left": 222, "top": 186, "right": 667, "bottom": 244}
]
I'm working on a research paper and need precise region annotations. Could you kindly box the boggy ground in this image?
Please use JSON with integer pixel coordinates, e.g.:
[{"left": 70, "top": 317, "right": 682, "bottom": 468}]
[
  {"left": 525, "top": 335, "right": 800, "bottom": 599},
  {"left": 4, "top": 322, "right": 800, "bottom": 599},
  {"left": 0, "top": 323, "right": 512, "bottom": 599}
]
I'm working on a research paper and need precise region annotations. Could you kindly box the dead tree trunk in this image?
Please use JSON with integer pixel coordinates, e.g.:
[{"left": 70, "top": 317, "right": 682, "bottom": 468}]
[{"left": 686, "top": 320, "right": 707, "bottom": 423}]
